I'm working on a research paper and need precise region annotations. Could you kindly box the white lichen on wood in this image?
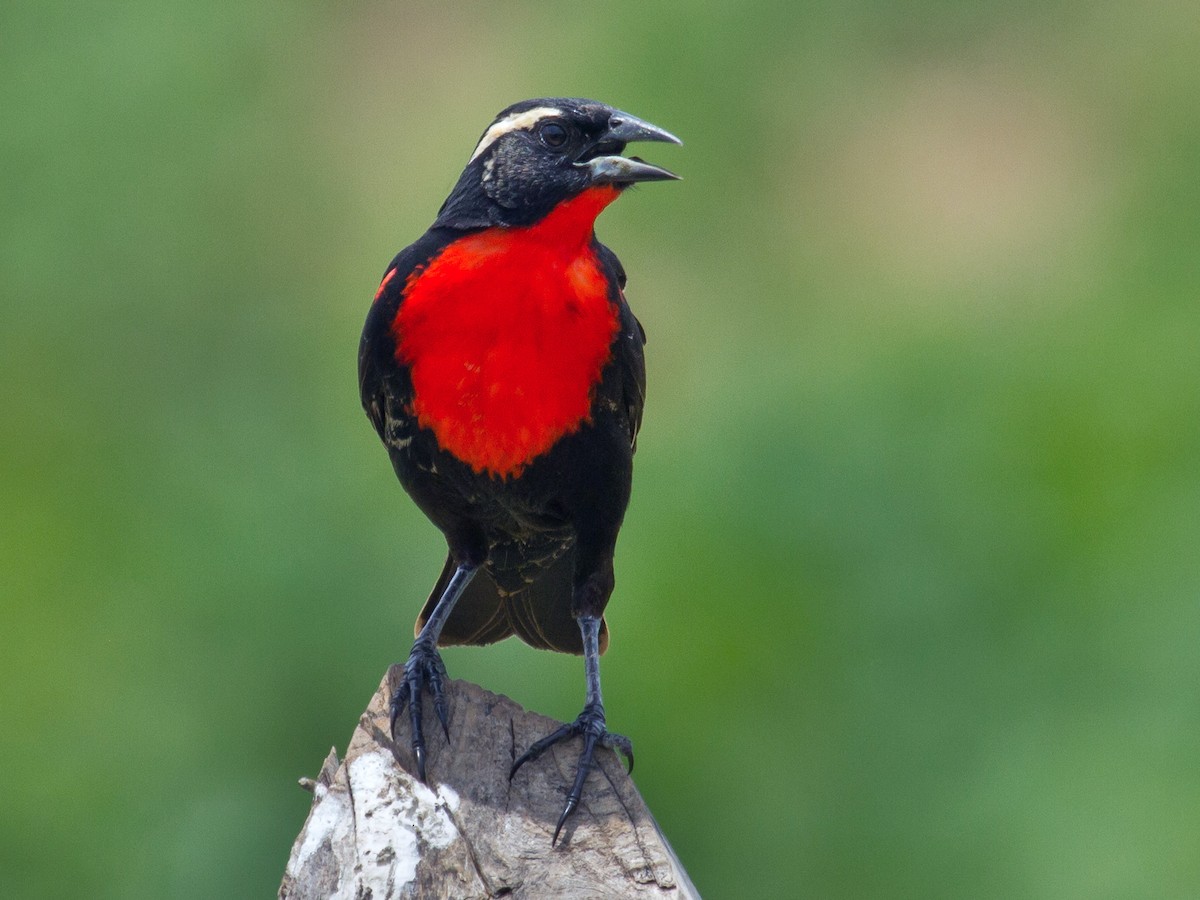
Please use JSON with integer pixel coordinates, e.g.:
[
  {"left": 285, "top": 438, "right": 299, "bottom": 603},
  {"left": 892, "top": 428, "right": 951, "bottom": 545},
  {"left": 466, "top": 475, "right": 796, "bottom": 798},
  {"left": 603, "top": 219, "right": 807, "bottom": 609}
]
[{"left": 280, "top": 666, "right": 699, "bottom": 899}]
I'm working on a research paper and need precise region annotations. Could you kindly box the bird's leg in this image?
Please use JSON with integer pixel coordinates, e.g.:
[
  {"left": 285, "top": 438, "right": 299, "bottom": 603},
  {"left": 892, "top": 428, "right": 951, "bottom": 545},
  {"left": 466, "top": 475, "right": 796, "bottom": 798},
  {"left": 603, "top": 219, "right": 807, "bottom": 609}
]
[
  {"left": 390, "top": 562, "right": 477, "bottom": 782},
  {"left": 509, "top": 613, "right": 633, "bottom": 846}
]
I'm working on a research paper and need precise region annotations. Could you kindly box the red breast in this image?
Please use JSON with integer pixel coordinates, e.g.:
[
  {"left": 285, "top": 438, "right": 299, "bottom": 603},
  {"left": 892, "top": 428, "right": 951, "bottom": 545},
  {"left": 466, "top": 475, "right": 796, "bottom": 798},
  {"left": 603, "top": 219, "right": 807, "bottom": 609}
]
[{"left": 392, "top": 186, "right": 622, "bottom": 478}]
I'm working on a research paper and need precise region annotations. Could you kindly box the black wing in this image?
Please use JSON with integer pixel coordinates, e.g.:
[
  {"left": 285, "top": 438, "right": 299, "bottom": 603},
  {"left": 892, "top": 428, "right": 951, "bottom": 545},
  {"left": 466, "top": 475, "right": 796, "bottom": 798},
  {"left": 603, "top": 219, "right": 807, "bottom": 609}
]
[{"left": 595, "top": 241, "right": 647, "bottom": 452}]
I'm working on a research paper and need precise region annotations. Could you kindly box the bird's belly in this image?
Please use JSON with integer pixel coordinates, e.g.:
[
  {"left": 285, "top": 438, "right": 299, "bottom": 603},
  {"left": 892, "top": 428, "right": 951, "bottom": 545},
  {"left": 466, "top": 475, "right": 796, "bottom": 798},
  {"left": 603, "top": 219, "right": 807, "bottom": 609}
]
[{"left": 393, "top": 231, "right": 619, "bottom": 478}]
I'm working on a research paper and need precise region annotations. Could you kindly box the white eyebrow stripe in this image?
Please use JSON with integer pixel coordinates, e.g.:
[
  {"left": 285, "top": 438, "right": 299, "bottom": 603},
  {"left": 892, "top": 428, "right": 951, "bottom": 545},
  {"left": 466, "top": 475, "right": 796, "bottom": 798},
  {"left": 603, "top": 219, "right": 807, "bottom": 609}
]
[{"left": 468, "top": 106, "right": 564, "bottom": 163}]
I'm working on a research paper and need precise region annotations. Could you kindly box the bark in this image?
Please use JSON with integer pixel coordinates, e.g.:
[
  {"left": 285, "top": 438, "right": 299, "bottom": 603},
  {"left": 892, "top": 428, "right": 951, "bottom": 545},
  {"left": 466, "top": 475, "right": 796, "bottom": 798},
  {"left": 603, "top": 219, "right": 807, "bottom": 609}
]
[{"left": 280, "top": 665, "right": 699, "bottom": 899}]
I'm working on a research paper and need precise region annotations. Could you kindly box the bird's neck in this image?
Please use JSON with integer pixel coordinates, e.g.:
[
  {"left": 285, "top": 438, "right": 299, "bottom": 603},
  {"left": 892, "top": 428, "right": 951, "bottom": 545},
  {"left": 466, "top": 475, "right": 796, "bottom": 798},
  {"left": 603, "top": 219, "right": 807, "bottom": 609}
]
[{"left": 519, "top": 186, "right": 621, "bottom": 247}]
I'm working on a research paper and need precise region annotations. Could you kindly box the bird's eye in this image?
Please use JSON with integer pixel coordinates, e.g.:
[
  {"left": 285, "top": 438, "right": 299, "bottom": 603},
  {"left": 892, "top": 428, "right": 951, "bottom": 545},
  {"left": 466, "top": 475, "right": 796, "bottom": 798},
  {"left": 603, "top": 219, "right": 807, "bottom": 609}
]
[{"left": 538, "top": 122, "right": 568, "bottom": 149}]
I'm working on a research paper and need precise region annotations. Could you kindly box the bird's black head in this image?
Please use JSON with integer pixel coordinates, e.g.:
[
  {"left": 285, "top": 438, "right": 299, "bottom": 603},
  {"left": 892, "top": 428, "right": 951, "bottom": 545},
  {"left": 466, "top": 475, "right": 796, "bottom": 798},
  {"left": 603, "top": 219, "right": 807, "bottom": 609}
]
[{"left": 432, "top": 98, "right": 681, "bottom": 230}]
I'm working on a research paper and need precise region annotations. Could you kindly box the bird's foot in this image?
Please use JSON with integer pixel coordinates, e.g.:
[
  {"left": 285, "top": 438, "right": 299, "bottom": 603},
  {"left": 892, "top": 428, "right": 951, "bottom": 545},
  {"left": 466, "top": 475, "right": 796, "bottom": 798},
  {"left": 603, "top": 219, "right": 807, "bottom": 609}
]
[
  {"left": 389, "top": 640, "right": 451, "bottom": 782},
  {"left": 509, "top": 701, "right": 633, "bottom": 846}
]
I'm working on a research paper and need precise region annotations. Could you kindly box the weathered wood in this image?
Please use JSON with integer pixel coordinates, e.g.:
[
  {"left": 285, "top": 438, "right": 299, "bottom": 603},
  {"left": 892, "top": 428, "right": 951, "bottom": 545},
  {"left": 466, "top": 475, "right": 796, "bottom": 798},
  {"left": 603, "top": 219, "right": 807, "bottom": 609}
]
[{"left": 280, "top": 666, "right": 699, "bottom": 899}]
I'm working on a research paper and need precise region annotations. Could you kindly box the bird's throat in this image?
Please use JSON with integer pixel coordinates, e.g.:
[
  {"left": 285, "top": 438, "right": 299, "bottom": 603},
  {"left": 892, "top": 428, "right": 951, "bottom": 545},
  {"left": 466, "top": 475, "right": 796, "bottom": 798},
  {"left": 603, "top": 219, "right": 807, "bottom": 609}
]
[{"left": 393, "top": 187, "right": 622, "bottom": 478}]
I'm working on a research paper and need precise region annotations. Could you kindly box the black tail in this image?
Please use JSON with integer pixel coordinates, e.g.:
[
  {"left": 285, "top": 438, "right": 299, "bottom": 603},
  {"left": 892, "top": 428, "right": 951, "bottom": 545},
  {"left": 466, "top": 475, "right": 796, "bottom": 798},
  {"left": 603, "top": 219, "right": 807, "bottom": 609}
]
[{"left": 415, "top": 551, "right": 609, "bottom": 655}]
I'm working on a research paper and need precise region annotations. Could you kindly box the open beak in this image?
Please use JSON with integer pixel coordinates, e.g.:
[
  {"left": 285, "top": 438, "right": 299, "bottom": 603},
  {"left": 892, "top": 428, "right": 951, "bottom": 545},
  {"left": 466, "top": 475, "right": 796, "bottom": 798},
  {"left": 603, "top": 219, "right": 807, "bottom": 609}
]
[{"left": 579, "top": 110, "right": 682, "bottom": 185}]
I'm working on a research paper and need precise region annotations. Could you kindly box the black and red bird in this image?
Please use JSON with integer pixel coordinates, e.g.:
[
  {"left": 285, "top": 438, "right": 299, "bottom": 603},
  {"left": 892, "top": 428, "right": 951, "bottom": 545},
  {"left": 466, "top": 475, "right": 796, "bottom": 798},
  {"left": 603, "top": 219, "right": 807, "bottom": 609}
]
[{"left": 358, "top": 98, "right": 679, "bottom": 842}]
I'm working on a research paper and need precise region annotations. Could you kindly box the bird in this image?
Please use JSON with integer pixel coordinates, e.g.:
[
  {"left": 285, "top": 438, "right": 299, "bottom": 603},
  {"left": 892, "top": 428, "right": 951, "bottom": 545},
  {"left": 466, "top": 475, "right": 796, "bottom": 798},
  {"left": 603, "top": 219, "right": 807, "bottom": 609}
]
[{"left": 358, "top": 97, "right": 680, "bottom": 844}]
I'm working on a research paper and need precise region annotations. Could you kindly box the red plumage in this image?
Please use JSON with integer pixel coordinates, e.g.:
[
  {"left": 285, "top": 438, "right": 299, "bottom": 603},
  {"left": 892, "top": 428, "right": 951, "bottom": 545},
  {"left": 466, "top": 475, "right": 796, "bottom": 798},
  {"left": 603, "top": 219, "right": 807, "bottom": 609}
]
[{"left": 393, "top": 187, "right": 621, "bottom": 477}]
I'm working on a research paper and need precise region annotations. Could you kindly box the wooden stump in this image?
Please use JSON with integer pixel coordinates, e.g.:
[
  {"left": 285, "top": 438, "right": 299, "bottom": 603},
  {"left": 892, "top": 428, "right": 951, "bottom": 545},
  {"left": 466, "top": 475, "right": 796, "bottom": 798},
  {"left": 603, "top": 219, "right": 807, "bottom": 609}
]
[{"left": 280, "top": 666, "right": 699, "bottom": 898}]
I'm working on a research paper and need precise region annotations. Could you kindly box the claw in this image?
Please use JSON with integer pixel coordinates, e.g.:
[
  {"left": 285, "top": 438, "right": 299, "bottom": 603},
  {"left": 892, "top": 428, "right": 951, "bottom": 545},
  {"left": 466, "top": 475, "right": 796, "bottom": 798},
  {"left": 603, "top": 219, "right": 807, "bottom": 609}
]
[
  {"left": 509, "top": 722, "right": 574, "bottom": 780},
  {"left": 410, "top": 684, "right": 427, "bottom": 781},
  {"left": 552, "top": 797, "right": 578, "bottom": 847},
  {"left": 603, "top": 732, "right": 634, "bottom": 774},
  {"left": 510, "top": 705, "right": 632, "bottom": 846},
  {"left": 413, "top": 744, "right": 427, "bottom": 783},
  {"left": 389, "top": 642, "right": 451, "bottom": 783},
  {"left": 388, "top": 682, "right": 410, "bottom": 740},
  {"left": 430, "top": 669, "right": 451, "bottom": 741},
  {"left": 552, "top": 731, "right": 599, "bottom": 846}
]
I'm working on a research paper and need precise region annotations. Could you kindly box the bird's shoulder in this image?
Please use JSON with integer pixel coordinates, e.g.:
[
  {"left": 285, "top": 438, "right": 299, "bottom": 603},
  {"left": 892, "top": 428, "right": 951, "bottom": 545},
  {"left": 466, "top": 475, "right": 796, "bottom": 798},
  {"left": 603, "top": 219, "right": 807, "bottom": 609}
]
[{"left": 358, "top": 227, "right": 466, "bottom": 435}]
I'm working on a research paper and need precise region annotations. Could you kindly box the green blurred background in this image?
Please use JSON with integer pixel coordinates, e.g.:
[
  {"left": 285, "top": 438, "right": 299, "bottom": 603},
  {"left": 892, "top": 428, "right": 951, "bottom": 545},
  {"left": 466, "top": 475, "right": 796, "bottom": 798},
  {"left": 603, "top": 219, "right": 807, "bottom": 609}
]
[{"left": 4, "top": 1, "right": 1199, "bottom": 896}]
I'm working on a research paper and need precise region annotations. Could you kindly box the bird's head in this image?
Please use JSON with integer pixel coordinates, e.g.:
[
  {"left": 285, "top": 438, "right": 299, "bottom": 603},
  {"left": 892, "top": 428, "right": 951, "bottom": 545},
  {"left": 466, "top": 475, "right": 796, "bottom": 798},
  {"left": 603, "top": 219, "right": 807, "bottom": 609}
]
[{"left": 433, "top": 98, "right": 681, "bottom": 229}]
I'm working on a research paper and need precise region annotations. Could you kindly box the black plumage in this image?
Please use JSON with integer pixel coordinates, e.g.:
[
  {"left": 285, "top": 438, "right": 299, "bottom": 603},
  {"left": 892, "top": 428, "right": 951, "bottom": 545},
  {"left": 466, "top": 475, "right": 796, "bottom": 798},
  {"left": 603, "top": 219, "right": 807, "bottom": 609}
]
[{"left": 356, "top": 97, "right": 678, "bottom": 843}]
